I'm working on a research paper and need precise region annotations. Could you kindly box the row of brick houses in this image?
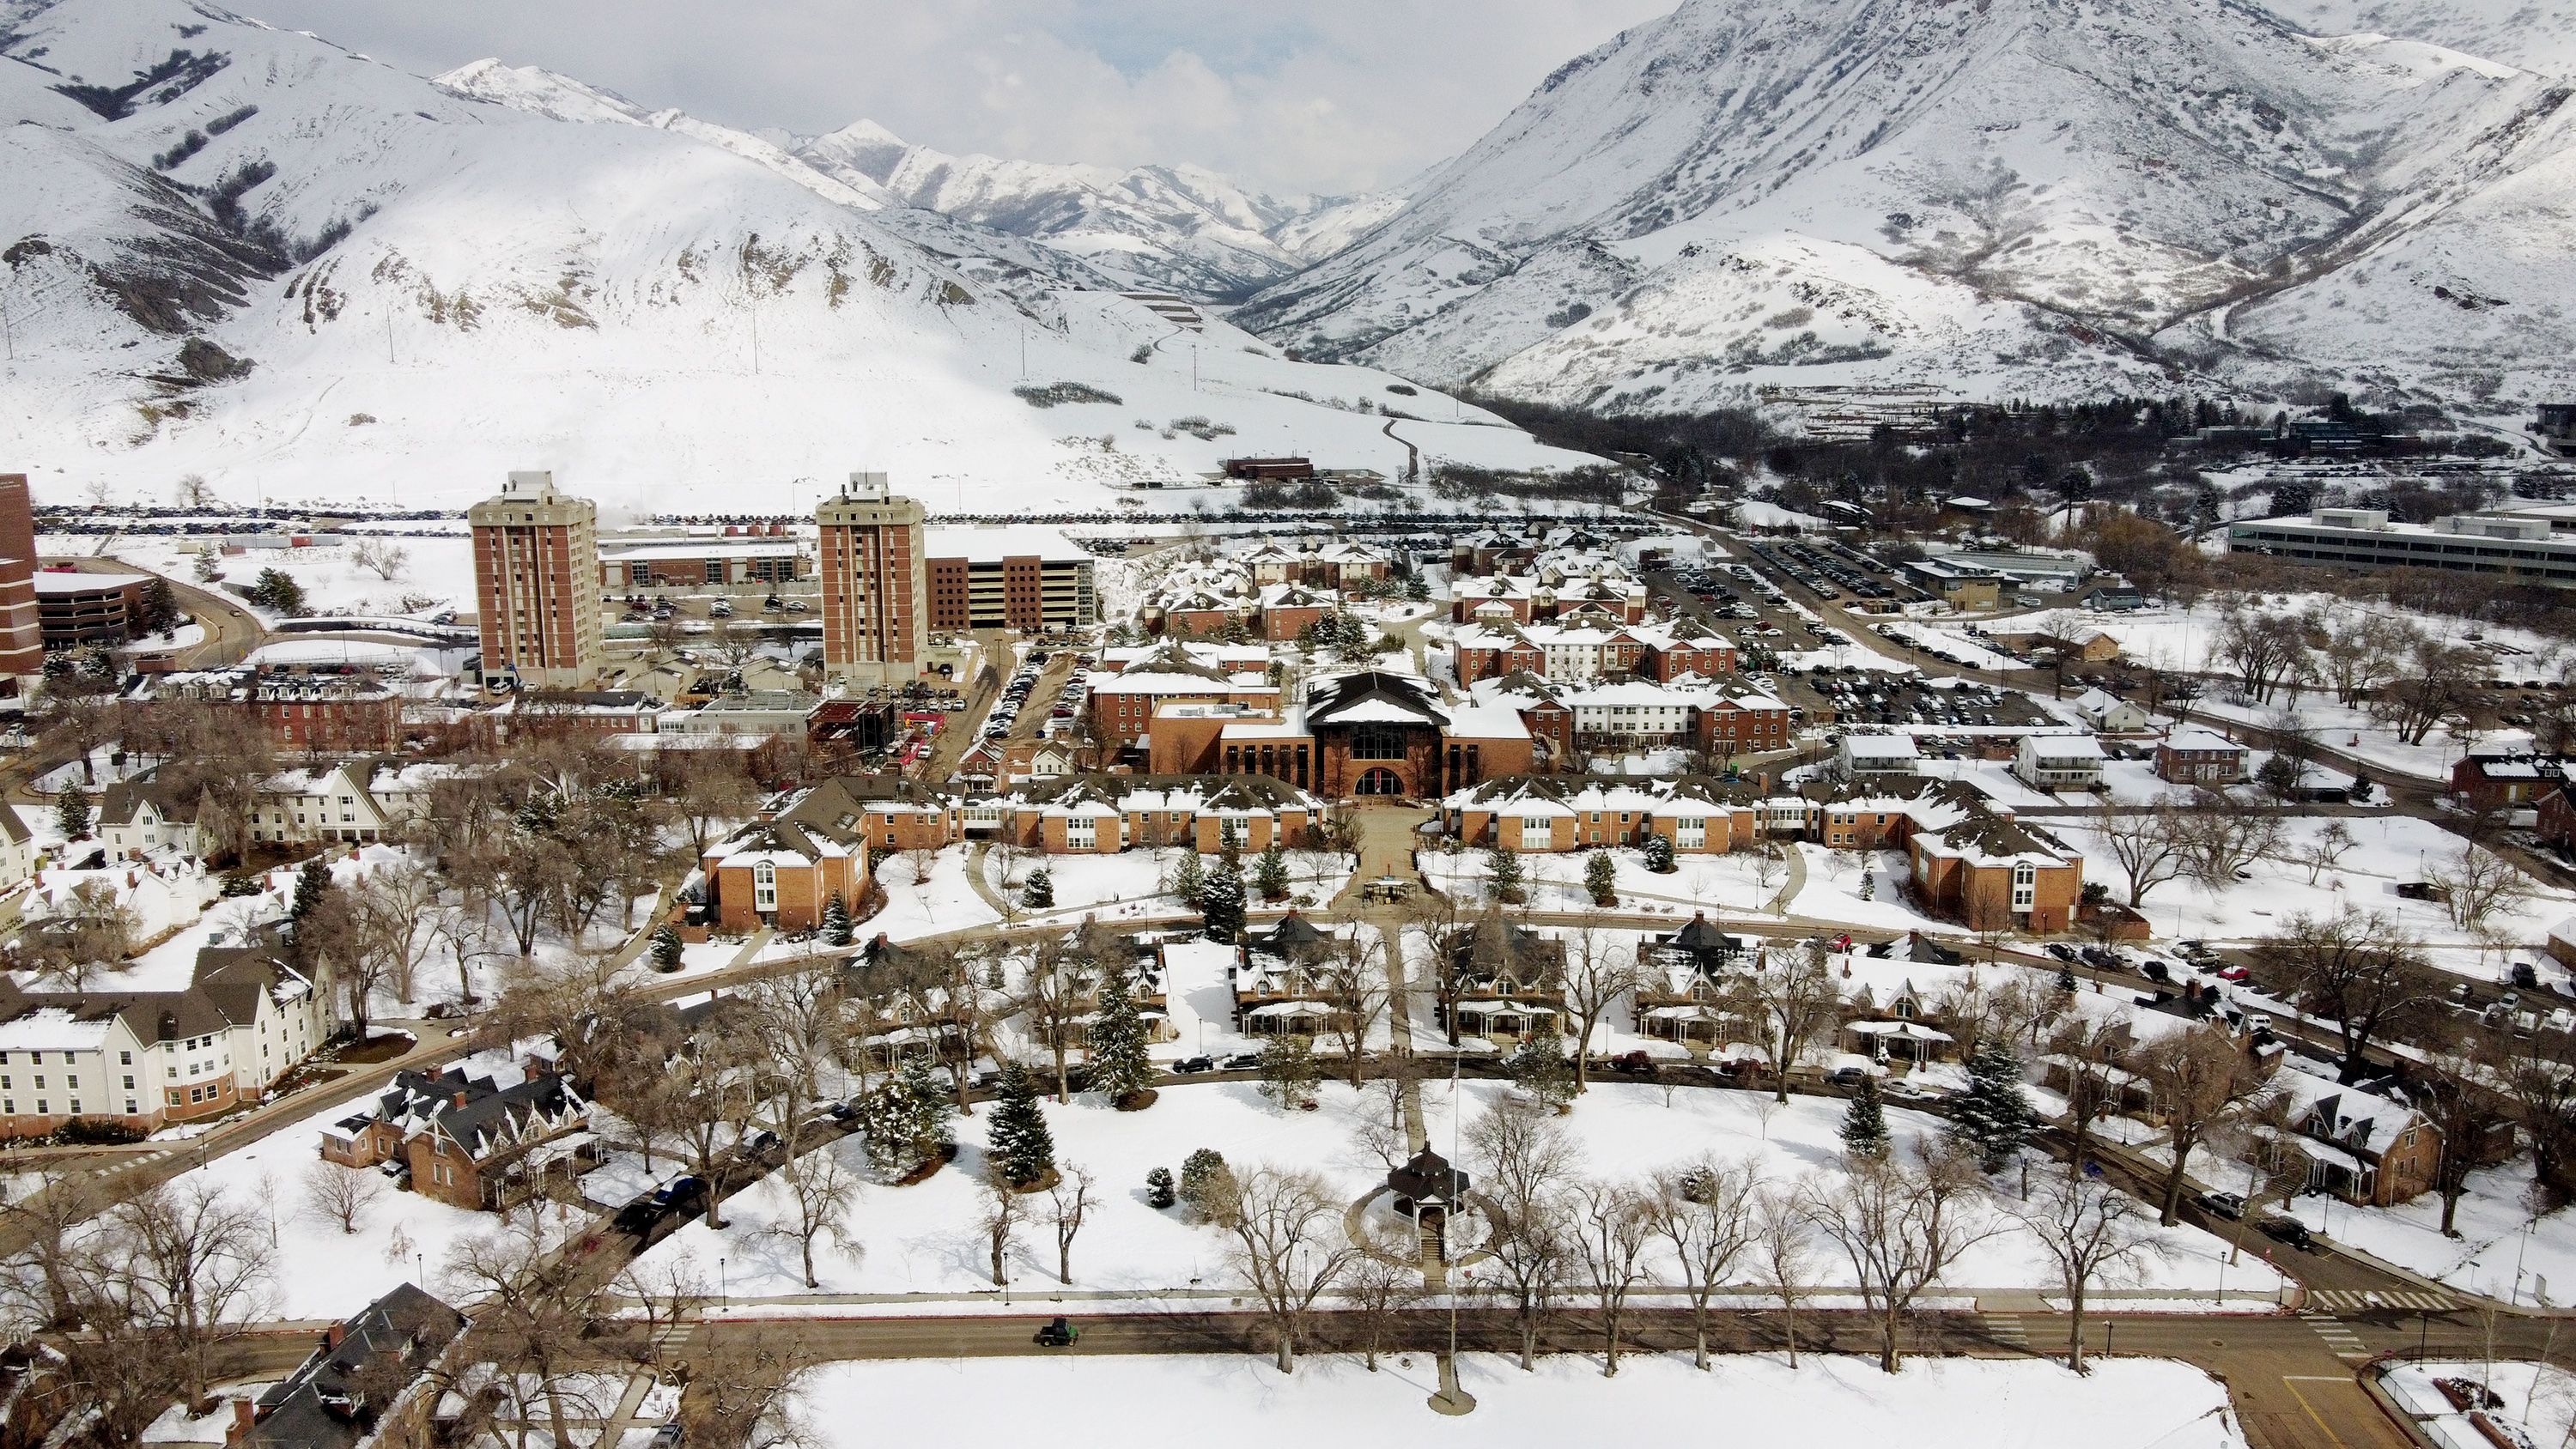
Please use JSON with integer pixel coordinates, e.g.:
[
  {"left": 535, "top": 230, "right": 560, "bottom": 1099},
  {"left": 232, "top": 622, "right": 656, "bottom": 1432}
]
[
  {"left": 1449, "top": 617, "right": 1740, "bottom": 687},
  {"left": 684, "top": 771, "right": 1332, "bottom": 933},
  {"left": 1443, "top": 773, "right": 2086, "bottom": 931},
  {"left": 0, "top": 939, "right": 326, "bottom": 1139}
]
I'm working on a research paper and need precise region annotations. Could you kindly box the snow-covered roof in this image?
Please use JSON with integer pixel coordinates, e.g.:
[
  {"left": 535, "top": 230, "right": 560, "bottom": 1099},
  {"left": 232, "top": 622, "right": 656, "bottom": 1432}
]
[
  {"left": 925, "top": 524, "right": 1091, "bottom": 564},
  {"left": 2163, "top": 727, "right": 2243, "bottom": 753},
  {"left": 1843, "top": 735, "right": 1922, "bottom": 760},
  {"left": 2020, "top": 734, "right": 2105, "bottom": 760}
]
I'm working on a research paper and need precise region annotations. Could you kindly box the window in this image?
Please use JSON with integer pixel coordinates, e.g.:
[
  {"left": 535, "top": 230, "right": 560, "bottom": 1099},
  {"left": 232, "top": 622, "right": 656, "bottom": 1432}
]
[
  {"left": 123, "top": 1076, "right": 134, "bottom": 1089},
  {"left": 752, "top": 862, "right": 778, "bottom": 912},
  {"left": 2011, "top": 861, "right": 2038, "bottom": 912},
  {"left": 119, "top": 1051, "right": 131, "bottom": 1065},
  {"left": 1349, "top": 723, "right": 1412, "bottom": 761}
]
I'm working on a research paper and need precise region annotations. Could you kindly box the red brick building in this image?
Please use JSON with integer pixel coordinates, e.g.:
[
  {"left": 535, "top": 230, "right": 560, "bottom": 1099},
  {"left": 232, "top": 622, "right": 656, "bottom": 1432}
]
[
  {"left": 819, "top": 472, "right": 929, "bottom": 685},
  {"left": 470, "top": 470, "right": 601, "bottom": 691}
]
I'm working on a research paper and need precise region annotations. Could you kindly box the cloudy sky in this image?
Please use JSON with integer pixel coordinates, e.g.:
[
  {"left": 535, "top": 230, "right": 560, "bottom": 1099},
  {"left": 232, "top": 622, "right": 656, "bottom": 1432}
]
[{"left": 245, "top": 0, "right": 1677, "bottom": 197}]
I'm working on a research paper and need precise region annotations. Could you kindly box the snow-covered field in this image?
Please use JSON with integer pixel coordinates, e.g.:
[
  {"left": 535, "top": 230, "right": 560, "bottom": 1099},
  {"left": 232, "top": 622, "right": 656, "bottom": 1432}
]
[
  {"left": 54, "top": 532, "right": 481, "bottom": 624},
  {"left": 789, "top": 1353, "right": 2249, "bottom": 1449},
  {"left": 2053, "top": 813, "right": 2575, "bottom": 956},
  {"left": 635, "top": 1078, "right": 2277, "bottom": 1303}
]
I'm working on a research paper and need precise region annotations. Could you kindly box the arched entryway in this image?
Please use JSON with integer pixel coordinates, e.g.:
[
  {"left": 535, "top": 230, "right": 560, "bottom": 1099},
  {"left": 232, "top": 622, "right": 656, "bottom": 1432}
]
[{"left": 1355, "top": 767, "right": 1404, "bottom": 797}]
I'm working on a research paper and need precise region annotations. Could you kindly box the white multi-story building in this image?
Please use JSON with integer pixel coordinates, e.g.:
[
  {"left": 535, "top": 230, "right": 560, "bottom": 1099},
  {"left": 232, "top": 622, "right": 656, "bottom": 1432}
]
[{"left": 0, "top": 942, "right": 326, "bottom": 1138}]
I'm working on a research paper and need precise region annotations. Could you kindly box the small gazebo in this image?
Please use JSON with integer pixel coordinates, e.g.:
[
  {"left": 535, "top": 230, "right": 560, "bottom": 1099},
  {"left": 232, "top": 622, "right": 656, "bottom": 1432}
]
[{"left": 1388, "top": 1148, "right": 1470, "bottom": 1222}]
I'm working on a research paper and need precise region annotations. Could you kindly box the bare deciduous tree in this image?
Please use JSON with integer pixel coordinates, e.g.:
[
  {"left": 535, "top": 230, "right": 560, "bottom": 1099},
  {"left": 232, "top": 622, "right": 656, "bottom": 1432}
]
[
  {"left": 1728, "top": 937, "right": 1845, "bottom": 1103},
  {"left": 977, "top": 1173, "right": 1025, "bottom": 1288},
  {"left": 1798, "top": 1143, "right": 1996, "bottom": 1373},
  {"left": 351, "top": 537, "right": 410, "bottom": 580},
  {"left": 2093, "top": 801, "right": 2191, "bottom": 907},
  {"left": 769, "top": 1144, "right": 860, "bottom": 1289},
  {"left": 1646, "top": 1155, "right": 1759, "bottom": 1370},
  {"left": 1212, "top": 1164, "right": 1355, "bottom": 1373},
  {"left": 676, "top": 1327, "right": 820, "bottom": 1449},
  {"left": 1753, "top": 1186, "right": 1815, "bottom": 1367},
  {"left": 1467, "top": 1097, "right": 1580, "bottom": 1370},
  {"left": 2254, "top": 907, "right": 2431, "bottom": 1083},
  {"left": 1560, "top": 915, "right": 1645, "bottom": 1096},
  {"left": 2135, "top": 1024, "right": 2274, "bottom": 1224},
  {"left": 2013, "top": 1175, "right": 2167, "bottom": 1373},
  {"left": 300, "top": 1161, "right": 385, "bottom": 1234},
  {"left": 110, "top": 1180, "right": 276, "bottom": 1409},
  {"left": 1045, "top": 1162, "right": 1097, "bottom": 1284},
  {"left": 1571, "top": 1178, "right": 1655, "bottom": 1375}
]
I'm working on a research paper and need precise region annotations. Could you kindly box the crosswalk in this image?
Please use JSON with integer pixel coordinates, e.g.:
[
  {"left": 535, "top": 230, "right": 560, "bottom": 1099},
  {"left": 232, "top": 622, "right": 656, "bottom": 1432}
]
[
  {"left": 2305, "top": 1288, "right": 2458, "bottom": 1314},
  {"left": 2299, "top": 1308, "right": 2372, "bottom": 1356},
  {"left": 1980, "top": 1313, "right": 2032, "bottom": 1349}
]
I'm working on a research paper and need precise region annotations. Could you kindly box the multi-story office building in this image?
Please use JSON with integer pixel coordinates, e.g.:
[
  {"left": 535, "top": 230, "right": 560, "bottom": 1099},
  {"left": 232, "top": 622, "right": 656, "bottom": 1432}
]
[
  {"left": 817, "top": 472, "right": 927, "bottom": 685},
  {"left": 2228, "top": 505, "right": 2576, "bottom": 587},
  {"left": 469, "top": 470, "right": 601, "bottom": 690}
]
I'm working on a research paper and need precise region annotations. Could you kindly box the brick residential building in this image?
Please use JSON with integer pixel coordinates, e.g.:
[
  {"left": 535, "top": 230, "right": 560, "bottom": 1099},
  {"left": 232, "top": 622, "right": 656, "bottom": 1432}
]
[
  {"left": 0, "top": 943, "right": 325, "bottom": 1139},
  {"left": 319, "top": 1066, "right": 596, "bottom": 1210},
  {"left": 924, "top": 524, "right": 1098, "bottom": 634},
  {"left": 0, "top": 473, "right": 43, "bottom": 694},
  {"left": 819, "top": 472, "right": 929, "bottom": 685},
  {"left": 2157, "top": 727, "right": 2251, "bottom": 786},
  {"left": 470, "top": 470, "right": 602, "bottom": 691},
  {"left": 2451, "top": 744, "right": 2573, "bottom": 814}
]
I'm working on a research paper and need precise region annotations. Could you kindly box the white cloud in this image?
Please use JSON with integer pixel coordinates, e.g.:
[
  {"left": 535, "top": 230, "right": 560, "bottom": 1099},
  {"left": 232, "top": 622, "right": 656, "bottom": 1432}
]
[{"left": 238, "top": 0, "right": 1676, "bottom": 193}]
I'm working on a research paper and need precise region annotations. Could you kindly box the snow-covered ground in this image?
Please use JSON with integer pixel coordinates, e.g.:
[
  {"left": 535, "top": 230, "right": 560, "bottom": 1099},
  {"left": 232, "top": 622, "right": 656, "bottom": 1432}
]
[
  {"left": 61, "top": 532, "right": 481, "bottom": 624},
  {"left": 788, "top": 1353, "right": 2248, "bottom": 1449},
  {"left": 2053, "top": 813, "right": 2575, "bottom": 956},
  {"left": 2382, "top": 1360, "right": 2576, "bottom": 1449},
  {"left": 2275, "top": 1161, "right": 2576, "bottom": 1307},
  {"left": 634, "top": 1078, "right": 2276, "bottom": 1304}
]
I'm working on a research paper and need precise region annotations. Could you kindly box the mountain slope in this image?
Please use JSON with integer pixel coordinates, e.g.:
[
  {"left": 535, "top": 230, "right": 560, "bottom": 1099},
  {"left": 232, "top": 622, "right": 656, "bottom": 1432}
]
[
  {"left": 795, "top": 118, "right": 1400, "bottom": 299},
  {"left": 1235, "top": 0, "right": 2576, "bottom": 411},
  {"left": 0, "top": 0, "right": 1586, "bottom": 512}
]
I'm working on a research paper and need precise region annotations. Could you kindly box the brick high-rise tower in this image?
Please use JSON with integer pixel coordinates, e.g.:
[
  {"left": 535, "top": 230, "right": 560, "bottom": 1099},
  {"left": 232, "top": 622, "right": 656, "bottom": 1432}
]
[
  {"left": 469, "top": 470, "right": 601, "bottom": 691},
  {"left": 0, "top": 474, "right": 44, "bottom": 694},
  {"left": 817, "top": 472, "right": 927, "bottom": 685}
]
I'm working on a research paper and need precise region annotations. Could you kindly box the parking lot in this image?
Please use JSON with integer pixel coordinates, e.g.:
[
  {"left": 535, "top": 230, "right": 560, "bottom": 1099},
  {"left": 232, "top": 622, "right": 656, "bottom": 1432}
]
[{"left": 1801, "top": 671, "right": 2052, "bottom": 731}]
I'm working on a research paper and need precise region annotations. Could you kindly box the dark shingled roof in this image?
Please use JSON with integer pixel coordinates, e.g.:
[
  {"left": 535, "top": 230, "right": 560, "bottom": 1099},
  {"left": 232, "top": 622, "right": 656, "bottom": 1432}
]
[
  {"left": 250, "top": 1282, "right": 465, "bottom": 1449},
  {"left": 1304, "top": 670, "right": 1446, "bottom": 730}
]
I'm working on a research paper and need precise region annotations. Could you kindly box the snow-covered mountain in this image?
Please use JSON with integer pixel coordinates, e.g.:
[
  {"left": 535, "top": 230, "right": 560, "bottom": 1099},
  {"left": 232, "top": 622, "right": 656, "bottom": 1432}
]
[
  {"left": 0, "top": 0, "right": 1583, "bottom": 512},
  {"left": 1234, "top": 0, "right": 2576, "bottom": 414},
  {"left": 792, "top": 118, "right": 1402, "bottom": 300}
]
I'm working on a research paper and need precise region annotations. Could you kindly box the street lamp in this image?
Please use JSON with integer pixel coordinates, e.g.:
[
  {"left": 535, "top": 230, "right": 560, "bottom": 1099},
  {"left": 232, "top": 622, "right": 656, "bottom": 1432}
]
[{"left": 719, "top": 1257, "right": 727, "bottom": 1310}]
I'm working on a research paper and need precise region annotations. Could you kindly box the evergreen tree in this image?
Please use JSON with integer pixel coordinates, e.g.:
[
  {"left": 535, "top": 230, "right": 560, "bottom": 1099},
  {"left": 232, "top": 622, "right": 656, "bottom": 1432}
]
[
  {"left": 1403, "top": 573, "right": 1430, "bottom": 603},
  {"left": 1178, "top": 1147, "right": 1235, "bottom": 1222},
  {"left": 650, "top": 925, "right": 685, "bottom": 973},
  {"left": 1198, "top": 858, "right": 1247, "bottom": 941},
  {"left": 286, "top": 855, "right": 335, "bottom": 955},
  {"left": 1947, "top": 1040, "right": 2038, "bottom": 1173},
  {"left": 1859, "top": 865, "right": 1876, "bottom": 900},
  {"left": 1840, "top": 1074, "right": 1890, "bottom": 1161},
  {"left": 2057, "top": 963, "right": 2079, "bottom": 996},
  {"left": 1252, "top": 842, "right": 1291, "bottom": 901},
  {"left": 1145, "top": 1166, "right": 1177, "bottom": 1209},
  {"left": 137, "top": 576, "right": 179, "bottom": 634},
  {"left": 55, "top": 782, "right": 90, "bottom": 841},
  {"left": 985, "top": 1060, "right": 1056, "bottom": 1188},
  {"left": 1506, "top": 1031, "right": 1574, "bottom": 1112},
  {"left": 1022, "top": 867, "right": 1054, "bottom": 910},
  {"left": 1255, "top": 1033, "right": 1318, "bottom": 1111},
  {"left": 858, "top": 1059, "right": 956, "bottom": 1179},
  {"left": 1217, "top": 817, "right": 1242, "bottom": 867},
  {"left": 821, "top": 892, "right": 854, "bottom": 947},
  {"left": 1168, "top": 852, "right": 1205, "bottom": 907},
  {"left": 1641, "top": 833, "right": 1676, "bottom": 874},
  {"left": 249, "top": 567, "right": 308, "bottom": 617},
  {"left": 1584, "top": 849, "right": 1619, "bottom": 906},
  {"left": 1486, "top": 846, "right": 1525, "bottom": 904},
  {"left": 1085, "top": 966, "right": 1155, "bottom": 1105}
]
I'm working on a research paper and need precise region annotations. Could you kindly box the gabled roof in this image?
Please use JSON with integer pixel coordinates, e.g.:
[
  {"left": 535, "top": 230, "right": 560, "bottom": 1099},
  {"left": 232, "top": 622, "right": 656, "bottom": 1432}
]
[
  {"left": 1304, "top": 670, "right": 1447, "bottom": 729},
  {"left": 250, "top": 1282, "right": 465, "bottom": 1449}
]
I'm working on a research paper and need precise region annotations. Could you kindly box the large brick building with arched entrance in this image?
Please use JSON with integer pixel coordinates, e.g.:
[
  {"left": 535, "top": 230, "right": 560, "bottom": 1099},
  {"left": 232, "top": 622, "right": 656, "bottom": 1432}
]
[{"left": 1146, "top": 670, "right": 1534, "bottom": 802}]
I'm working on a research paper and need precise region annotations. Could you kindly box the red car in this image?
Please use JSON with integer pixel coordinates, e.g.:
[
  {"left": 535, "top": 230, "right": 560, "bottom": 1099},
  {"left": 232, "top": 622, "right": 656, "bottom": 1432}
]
[{"left": 2213, "top": 964, "right": 2250, "bottom": 983}]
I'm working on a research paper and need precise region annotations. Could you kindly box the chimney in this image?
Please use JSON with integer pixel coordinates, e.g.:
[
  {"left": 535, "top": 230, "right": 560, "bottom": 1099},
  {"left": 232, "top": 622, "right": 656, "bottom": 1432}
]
[
  {"left": 453, "top": 1091, "right": 468, "bottom": 1109},
  {"left": 325, "top": 1320, "right": 346, "bottom": 1350},
  {"left": 224, "top": 1396, "right": 255, "bottom": 1446}
]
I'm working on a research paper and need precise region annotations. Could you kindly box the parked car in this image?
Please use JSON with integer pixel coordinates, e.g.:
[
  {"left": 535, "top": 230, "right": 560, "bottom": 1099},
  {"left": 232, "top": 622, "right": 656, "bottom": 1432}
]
[
  {"left": 1826, "top": 1065, "right": 1869, "bottom": 1087},
  {"left": 1170, "top": 1056, "right": 1215, "bottom": 1075},
  {"left": 2195, "top": 1190, "right": 2247, "bottom": 1221},
  {"left": 2260, "top": 1217, "right": 2317, "bottom": 1252},
  {"left": 1218, "top": 1052, "right": 1266, "bottom": 1071},
  {"left": 649, "top": 1426, "right": 683, "bottom": 1449}
]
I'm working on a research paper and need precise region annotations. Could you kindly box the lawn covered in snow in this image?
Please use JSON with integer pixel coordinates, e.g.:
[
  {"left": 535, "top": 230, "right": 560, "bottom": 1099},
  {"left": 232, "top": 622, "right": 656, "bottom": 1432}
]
[
  {"left": 787, "top": 1353, "right": 2248, "bottom": 1449},
  {"left": 2053, "top": 812, "right": 2575, "bottom": 955},
  {"left": 2383, "top": 1360, "right": 2576, "bottom": 1449},
  {"left": 635, "top": 1079, "right": 2275, "bottom": 1303}
]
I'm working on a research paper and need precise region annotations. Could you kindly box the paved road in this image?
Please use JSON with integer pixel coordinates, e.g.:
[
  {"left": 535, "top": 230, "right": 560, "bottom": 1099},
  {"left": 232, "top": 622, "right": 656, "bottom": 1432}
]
[{"left": 57, "top": 552, "right": 270, "bottom": 669}]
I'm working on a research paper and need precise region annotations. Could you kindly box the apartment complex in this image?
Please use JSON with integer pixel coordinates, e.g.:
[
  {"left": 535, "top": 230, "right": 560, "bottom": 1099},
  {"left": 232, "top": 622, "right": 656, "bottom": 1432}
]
[
  {"left": 817, "top": 472, "right": 928, "bottom": 685},
  {"left": 925, "top": 524, "right": 1097, "bottom": 633},
  {"left": 469, "top": 470, "right": 602, "bottom": 689},
  {"left": 0, "top": 473, "right": 44, "bottom": 693}
]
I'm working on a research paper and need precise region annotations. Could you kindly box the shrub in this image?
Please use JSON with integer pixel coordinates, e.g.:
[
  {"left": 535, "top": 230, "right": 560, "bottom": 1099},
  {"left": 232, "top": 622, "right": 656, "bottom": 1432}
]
[{"left": 1012, "top": 381, "right": 1121, "bottom": 409}]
